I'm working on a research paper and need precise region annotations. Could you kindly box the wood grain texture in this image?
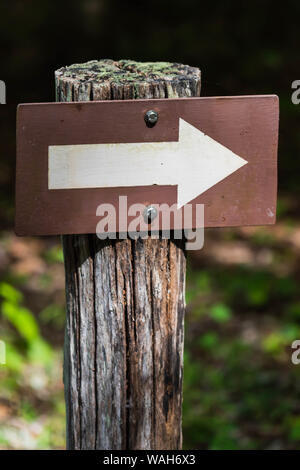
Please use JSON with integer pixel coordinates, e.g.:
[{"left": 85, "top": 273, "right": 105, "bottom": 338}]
[{"left": 59, "top": 60, "right": 201, "bottom": 450}]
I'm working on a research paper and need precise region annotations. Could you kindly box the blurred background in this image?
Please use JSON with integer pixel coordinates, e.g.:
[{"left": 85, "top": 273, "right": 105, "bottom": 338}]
[{"left": 1, "top": 0, "right": 300, "bottom": 450}]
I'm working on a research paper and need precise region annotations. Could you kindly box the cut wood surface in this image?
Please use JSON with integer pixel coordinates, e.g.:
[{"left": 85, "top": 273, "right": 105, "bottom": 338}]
[{"left": 58, "top": 60, "right": 201, "bottom": 449}]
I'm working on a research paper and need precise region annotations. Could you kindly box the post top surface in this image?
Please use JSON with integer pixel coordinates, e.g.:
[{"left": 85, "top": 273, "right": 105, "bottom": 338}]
[{"left": 55, "top": 59, "right": 201, "bottom": 85}]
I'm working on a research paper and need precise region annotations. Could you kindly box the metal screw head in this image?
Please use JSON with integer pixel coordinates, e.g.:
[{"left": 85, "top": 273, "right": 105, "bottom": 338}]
[
  {"left": 143, "top": 205, "right": 158, "bottom": 224},
  {"left": 144, "top": 110, "right": 158, "bottom": 127}
]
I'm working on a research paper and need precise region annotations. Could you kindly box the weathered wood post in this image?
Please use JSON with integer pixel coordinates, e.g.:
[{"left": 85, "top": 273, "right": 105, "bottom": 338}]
[{"left": 55, "top": 60, "right": 201, "bottom": 450}]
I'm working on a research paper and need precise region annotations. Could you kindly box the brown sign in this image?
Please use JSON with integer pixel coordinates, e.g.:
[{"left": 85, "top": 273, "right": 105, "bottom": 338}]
[{"left": 15, "top": 95, "right": 279, "bottom": 236}]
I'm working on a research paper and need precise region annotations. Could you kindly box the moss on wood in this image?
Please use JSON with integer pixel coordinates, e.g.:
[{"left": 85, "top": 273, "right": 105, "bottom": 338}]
[{"left": 56, "top": 59, "right": 201, "bottom": 87}]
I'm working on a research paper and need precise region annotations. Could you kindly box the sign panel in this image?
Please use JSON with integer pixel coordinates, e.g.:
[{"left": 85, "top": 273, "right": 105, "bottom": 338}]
[{"left": 16, "top": 95, "right": 279, "bottom": 236}]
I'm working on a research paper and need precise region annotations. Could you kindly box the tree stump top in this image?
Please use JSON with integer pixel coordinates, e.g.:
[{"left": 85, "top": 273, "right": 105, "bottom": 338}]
[{"left": 55, "top": 59, "right": 201, "bottom": 100}]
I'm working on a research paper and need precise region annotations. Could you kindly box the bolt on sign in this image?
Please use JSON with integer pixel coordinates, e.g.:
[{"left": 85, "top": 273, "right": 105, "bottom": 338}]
[{"left": 15, "top": 95, "right": 279, "bottom": 236}]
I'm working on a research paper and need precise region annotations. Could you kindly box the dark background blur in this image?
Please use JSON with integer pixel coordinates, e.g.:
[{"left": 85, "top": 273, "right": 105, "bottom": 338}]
[{"left": 1, "top": 0, "right": 300, "bottom": 449}]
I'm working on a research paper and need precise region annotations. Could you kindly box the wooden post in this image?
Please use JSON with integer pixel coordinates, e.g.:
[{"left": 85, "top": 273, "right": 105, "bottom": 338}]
[{"left": 56, "top": 60, "right": 201, "bottom": 450}]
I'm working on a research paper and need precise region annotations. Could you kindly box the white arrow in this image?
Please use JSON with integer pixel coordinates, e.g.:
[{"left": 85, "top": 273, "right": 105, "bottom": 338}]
[{"left": 48, "top": 118, "right": 248, "bottom": 208}]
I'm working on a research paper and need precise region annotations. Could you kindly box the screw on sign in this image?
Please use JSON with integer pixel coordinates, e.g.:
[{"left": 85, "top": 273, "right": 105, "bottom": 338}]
[
  {"left": 144, "top": 205, "right": 158, "bottom": 224},
  {"left": 144, "top": 109, "right": 159, "bottom": 126},
  {"left": 15, "top": 60, "right": 279, "bottom": 450}
]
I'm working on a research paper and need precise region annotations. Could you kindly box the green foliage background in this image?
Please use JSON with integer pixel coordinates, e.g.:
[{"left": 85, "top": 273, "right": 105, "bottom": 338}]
[{"left": 1, "top": 0, "right": 300, "bottom": 449}]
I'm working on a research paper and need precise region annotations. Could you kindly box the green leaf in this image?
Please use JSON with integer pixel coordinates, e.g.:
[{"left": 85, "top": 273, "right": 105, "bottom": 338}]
[
  {"left": 0, "top": 282, "right": 23, "bottom": 304},
  {"left": 1, "top": 301, "right": 39, "bottom": 342},
  {"left": 262, "top": 332, "right": 283, "bottom": 354},
  {"left": 210, "top": 303, "right": 232, "bottom": 323},
  {"left": 27, "top": 338, "right": 53, "bottom": 366},
  {"left": 198, "top": 332, "right": 219, "bottom": 350},
  {"left": 2, "top": 342, "right": 24, "bottom": 372}
]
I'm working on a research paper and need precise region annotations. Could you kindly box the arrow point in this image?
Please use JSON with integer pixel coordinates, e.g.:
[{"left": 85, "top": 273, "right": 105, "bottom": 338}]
[
  {"left": 177, "top": 118, "right": 248, "bottom": 207},
  {"left": 177, "top": 183, "right": 200, "bottom": 209}
]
